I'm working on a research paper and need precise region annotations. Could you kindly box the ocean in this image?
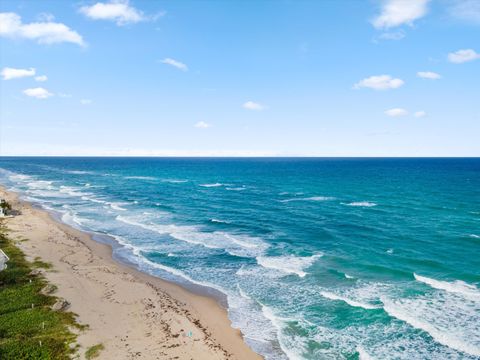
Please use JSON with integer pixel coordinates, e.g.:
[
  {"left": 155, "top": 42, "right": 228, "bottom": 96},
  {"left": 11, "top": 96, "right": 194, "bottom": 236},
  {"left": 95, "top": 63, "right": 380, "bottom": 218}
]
[{"left": 0, "top": 157, "right": 479, "bottom": 360}]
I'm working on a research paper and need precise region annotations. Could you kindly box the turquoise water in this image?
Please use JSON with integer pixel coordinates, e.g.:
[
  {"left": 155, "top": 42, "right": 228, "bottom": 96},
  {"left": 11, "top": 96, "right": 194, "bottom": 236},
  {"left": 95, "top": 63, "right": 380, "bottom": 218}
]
[{"left": 0, "top": 157, "right": 479, "bottom": 359}]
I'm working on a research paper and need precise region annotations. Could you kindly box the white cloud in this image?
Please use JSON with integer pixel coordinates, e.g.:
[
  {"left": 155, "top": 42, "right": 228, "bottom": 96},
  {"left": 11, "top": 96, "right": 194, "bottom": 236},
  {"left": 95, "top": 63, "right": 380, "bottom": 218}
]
[
  {"left": 417, "top": 71, "right": 441, "bottom": 79},
  {"left": 35, "top": 75, "right": 48, "bottom": 82},
  {"left": 385, "top": 108, "right": 408, "bottom": 117},
  {"left": 79, "top": 0, "right": 151, "bottom": 26},
  {"left": 372, "top": 0, "right": 430, "bottom": 29},
  {"left": 448, "top": 0, "right": 480, "bottom": 24},
  {"left": 448, "top": 49, "right": 480, "bottom": 63},
  {"left": 23, "top": 87, "right": 53, "bottom": 99},
  {"left": 0, "top": 12, "right": 85, "bottom": 46},
  {"left": 161, "top": 58, "right": 188, "bottom": 71},
  {"left": 243, "top": 101, "right": 266, "bottom": 111},
  {"left": 194, "top": 121, "right": 211, "bottom": 128},
  {"left": 354, "top": 75, "right": 404, "bottom": 90},
  {"left": 58, "top": 93, "right": 72, "bottom": 98},
  {"left": 1, "top": 67, "right": 35, "bottom": 80},
  {"left": 414, "top": 111, "right": 427, "bottom": 118},
  {"left": 80, "top": 99, "right": 93, "bottom": 105}
]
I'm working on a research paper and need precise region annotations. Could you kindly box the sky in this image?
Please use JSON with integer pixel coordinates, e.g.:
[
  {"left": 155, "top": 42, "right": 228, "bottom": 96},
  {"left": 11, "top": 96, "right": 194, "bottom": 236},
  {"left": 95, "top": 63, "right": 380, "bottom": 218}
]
[{"left": 0, "top": 0, "right": 479, "bottom": 157}]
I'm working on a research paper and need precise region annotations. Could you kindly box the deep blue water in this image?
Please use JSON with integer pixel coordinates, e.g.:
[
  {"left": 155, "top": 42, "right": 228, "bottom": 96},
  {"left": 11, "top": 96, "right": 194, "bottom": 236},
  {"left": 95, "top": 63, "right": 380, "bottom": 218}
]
[{"left": 0, "top": 157, "right": 479, "bottom": 360}]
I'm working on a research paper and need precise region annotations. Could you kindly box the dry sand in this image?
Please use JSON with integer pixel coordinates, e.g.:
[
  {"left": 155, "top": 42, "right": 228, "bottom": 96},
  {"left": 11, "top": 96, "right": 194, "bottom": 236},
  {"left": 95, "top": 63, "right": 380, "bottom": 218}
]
[{"left": 0, "top": 187, "right": 262, "bottom": 360}]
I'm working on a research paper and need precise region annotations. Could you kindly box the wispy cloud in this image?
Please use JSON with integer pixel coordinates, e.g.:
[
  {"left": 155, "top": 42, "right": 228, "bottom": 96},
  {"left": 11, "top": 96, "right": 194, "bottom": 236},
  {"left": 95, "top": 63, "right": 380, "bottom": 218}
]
[
  {"left": 194, "top": 121, "right": 211, "bottom": 128},
  {"left": 354, "top": 75, "right": 404, "bottom": 90},
  {"left": 378, "top": 30, "right": 406, "bottom": 40},
  {"left": 35, "top": 75, "right": 48, "bottom": 82},
  {"left": 23, "top": 87, "right": 53, "bottom": 99},
  {"left": 448, "top": 0, "right": 480, "bottom": 24},
  {"left": 448, "top": 49, "right": 480, "bottom": 63},
  {"left": 161, "top": 58, "right": 188, "bottom": 71},
  {"left": 385, "top": 108, "right": 408, "bottom": 117},
  {"left": 417, "top": 71, "right": 441, "bottom": 79},
  {"left": 79, "top": 0, "right": 162, "bottom": 26},
  {"left": 0, "top": 12, "right": 85, "bottom": 46},
  {"left": 414, "top": 111, "right": 427, "bottom": 118},
  {"left": 243, "top": 101, "right": 266, "bottom": 111},
  {"left": 372, "top": 0, "right": 430, "bottom": 29},
  {"left": 80, "top": 99, "right": 93, "bottom": 105},
  {"left": 1, "top": 67, "right": 35, "bottom": 80}
]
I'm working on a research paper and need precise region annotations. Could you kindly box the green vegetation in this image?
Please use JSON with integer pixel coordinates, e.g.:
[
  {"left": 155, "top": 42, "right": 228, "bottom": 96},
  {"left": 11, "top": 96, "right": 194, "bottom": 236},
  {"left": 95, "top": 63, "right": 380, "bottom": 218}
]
[
  {"left": 85, "top": 343, "right": 105, "bottom": 359},
  {"left": 32, "top": 257, "right": 53, "bottom": 270},
  {"left": 0, "top": 222, "right": 81, "bottom": 359}
]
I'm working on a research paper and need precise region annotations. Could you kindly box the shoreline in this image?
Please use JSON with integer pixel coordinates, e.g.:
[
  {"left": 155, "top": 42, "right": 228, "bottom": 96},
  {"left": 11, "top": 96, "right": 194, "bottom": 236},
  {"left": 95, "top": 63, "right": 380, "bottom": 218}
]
[{"left": 0, "top": 186, "right": 262, "bottom": 360}]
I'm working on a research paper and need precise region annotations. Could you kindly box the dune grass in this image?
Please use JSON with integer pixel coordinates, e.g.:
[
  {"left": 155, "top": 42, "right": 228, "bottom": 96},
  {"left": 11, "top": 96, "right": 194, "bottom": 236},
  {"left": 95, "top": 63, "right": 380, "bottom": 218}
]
[
  {"left": 0, "top": 222, "right": 82, "bottom": 359},
  {"left": 85, "top": 343, "right": 105, "bottom": 359}
]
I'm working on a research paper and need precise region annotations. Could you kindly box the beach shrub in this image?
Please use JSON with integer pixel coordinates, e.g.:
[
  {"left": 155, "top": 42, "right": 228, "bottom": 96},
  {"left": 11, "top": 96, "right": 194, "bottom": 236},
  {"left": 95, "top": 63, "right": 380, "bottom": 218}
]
[
  {"left": 0, "top": 224, "right": 81, "bottom": 359},
  {"left": 85, "top": 343, "right": 105, "bottom": 359}
]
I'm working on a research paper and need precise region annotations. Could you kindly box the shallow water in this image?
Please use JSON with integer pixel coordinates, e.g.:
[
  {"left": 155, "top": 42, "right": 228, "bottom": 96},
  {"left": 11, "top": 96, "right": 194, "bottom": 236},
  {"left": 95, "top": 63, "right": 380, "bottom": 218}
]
[{"left": 1, "top": 157, "right": 479, "bottom": 359}]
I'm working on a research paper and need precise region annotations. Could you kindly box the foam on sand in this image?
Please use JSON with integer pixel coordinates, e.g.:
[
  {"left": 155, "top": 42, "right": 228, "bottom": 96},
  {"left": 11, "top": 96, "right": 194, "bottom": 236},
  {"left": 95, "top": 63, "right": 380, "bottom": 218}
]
[
  {"left": 256, "top": 254, "right": 322, "bottom": 277},
  {"left": 414, "top": 273, "right": 480, "bottom": 301},
  {"left": 320, "top": 291, "right": 380, "bottom": 310}
]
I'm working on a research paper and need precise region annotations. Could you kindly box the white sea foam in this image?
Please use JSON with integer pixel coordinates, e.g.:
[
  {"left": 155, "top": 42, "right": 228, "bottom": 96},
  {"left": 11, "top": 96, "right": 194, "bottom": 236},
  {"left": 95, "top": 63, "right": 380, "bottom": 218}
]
[
  {"left": 320, "top": 291, "right": 380, "bottom": 310},
  {"left": 469, "top": 234, "right": 479, "bottom": 239},
  {"left": 26, "top": 180, "right": 53, "bottom": 189},
  {"left": 81, "top": 195, "right": 106, "bottom": 204},
  {"left": 256, "top": 254, "right": 322, "bottom": 277},
  {"left": 357, "top": 346, "right": 375, "bottom": 360},
  {"left": 210, "top": 218, "right": 230, "bottom": 224},
  {"left": 161, "top": 179, "right": 188, "bottom": 183},
  {"left": 108, "top": 202, "right": 127, "bottom": 211},
  {"left": 280, "top": 196, "right": 334, "bottom": 203},
  {"left": 414, "top": 274, "right": 480, "bottom": 301},
  {"left": 382, "top": 296, "right": 480, "bottom": 357},
  {"left": 9, "top": 173, "right": 32, "bottom": 181},
  {"left": 59, "top": 186, "right": 88, "bottom": 197},
  {"left": 139, "top": 257, "right": 227, "bottom": 295},
  {"left": 124, "top": 176, "right": 157, "bottom": 180},
  {"left": 345, "top": 273, "right": 355, "bottom": 279},
  {"left": 116, "top": 215, "right": 267, "bottom": 257},
  {"left": 346, "top": 201, "right": 377, "bottom": 207},
  {"left": 226, "top": 187, "right": 247, "bottom": 191},
  {"left": 199, "top": 183, "right": 223, "bottom": 187},
  {"left": 61, "top": 211, "right": 84, "bottom": 228},
  {"left": 259, "top": 303, "right": 301, "bottom": 360}
]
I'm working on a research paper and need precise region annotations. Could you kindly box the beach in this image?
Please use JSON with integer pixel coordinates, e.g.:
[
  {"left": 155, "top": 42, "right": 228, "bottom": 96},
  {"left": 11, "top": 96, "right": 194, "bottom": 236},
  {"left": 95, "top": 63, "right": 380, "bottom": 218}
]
[{"left": 0, "top": 186, "right": 261, "bottom": 360}]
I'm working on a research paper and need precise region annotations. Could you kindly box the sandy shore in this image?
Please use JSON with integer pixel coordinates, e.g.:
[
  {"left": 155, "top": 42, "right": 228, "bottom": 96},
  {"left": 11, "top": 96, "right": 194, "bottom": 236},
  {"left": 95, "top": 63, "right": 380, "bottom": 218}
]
[{"left": 0, "top": 187, "right": 262, "bottom": 360}]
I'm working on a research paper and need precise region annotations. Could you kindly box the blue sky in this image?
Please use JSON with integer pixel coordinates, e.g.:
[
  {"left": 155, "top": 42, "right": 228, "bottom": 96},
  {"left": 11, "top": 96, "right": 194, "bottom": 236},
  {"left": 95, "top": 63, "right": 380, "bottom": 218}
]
[{"left": 0, "top": 0, "right": 479, "bottom": 156}]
